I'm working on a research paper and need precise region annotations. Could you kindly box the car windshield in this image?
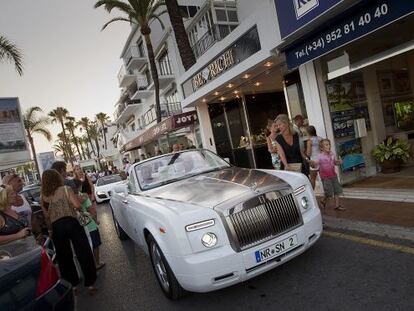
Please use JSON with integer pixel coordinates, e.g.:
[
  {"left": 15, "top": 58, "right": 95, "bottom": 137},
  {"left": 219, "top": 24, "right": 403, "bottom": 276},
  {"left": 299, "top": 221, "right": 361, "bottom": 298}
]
[
  {"left": 134, "top": 150, "right": 230, "bottom": 190},
  {"left": 96, "top": 175, "right": 122, "bottom": 186}
]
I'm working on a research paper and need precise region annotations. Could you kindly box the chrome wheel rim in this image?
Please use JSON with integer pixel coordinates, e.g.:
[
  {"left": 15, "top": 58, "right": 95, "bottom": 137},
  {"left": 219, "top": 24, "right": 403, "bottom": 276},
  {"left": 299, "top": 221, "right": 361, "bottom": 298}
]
[{"left": 151, "top": 243, "right": 170, "bottom": 291}]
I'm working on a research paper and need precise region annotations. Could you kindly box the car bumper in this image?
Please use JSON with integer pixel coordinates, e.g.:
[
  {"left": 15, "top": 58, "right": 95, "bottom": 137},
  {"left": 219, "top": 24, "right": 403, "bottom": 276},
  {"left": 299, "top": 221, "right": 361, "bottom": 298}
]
[
  {"left": 35, "top": 279, "right": 74, "bottom": 311},
  {"left": 165, "top": 208, "right": 322, "bottom": 293}
]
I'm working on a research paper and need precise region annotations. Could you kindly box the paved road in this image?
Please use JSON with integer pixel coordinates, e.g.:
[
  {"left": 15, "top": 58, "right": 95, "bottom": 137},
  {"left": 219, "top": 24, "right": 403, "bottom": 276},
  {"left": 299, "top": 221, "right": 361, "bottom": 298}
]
[{"left": 76, "top": 203, "right": 414, "bottom": 311}]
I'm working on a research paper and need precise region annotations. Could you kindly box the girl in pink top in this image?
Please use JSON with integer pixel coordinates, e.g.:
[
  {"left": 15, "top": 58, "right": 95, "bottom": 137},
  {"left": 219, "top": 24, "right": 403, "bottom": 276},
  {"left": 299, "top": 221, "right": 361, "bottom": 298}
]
[{"left": 313, "top": 139, "right": 345, "bottom": 211}]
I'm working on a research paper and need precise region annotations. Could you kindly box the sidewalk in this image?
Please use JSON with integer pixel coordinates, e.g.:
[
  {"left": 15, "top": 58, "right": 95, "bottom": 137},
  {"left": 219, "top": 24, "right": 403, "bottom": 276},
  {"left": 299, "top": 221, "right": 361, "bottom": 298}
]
[{"left": 318, "top": 196, "right": 414, "bottom": 241}]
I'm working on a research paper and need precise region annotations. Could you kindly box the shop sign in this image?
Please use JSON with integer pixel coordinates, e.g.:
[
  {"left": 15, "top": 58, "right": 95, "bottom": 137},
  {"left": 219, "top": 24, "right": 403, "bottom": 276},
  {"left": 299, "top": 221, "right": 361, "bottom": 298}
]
[
  {"left": 192, "top": 50, "right": 235, "bottom": 91},
  {"left": 182, "top": 27, "right": 261, "bottom": 98},
  {"left": 0, "top": 97, "right": 31, "bottom": 170},
  {"left": 284, "top": 0, "right": 414, "bottom": 69},
  {"left": 123, "top": 111, "right": 199, "bottom": 152},
  {"left": 173, "top": 111, "right": 198, "bottom": 128},
  {"left": 274, "top": 0, "right": 345, "bottom": 39}
]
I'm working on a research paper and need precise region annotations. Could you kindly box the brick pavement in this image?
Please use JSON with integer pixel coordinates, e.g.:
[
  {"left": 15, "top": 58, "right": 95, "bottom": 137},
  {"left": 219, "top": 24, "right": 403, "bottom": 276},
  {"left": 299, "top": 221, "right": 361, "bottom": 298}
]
[{"left": 316, "top": 196, "right": 414, "bottom": 228}]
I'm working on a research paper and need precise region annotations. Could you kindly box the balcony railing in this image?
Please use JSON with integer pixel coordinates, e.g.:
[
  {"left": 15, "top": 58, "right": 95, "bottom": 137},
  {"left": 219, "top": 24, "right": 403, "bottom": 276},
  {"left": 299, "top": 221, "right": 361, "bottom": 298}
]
[
  {"left": 190, "top": 24, "right": 232, "bottom": 59},
  {"left": 161, "top": 102, "right": 182, "bottom": 117},
  {"left": 124, "top": 45, "right": 146, "bottom": 68},
  {"left": 158, "top": 59, "right": 173, "bottom": 76}
]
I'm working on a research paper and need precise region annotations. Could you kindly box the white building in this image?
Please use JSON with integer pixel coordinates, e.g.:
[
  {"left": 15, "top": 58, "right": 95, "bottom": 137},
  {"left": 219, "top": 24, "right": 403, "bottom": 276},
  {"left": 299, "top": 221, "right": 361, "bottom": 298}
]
[{"left": 111, "top": 1, "right": 204, "bottom": 164}]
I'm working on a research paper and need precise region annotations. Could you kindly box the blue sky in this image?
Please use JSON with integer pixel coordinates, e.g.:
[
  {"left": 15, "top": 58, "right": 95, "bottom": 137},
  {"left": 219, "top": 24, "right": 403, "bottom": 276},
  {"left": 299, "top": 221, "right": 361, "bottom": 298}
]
[{"left": 0, "top": 0, "right": 131, "bottom": 152}]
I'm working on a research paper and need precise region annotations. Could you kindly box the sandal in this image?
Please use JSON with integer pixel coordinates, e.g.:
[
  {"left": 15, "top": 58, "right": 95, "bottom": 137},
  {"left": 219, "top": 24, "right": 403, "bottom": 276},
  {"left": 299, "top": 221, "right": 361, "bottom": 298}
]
[
  {"left": 96, "top": 262, "right": 106, "bottom": 270},
  {"left": 334, "top": 205, "right": 346, "bottom": 211},
  {"left": 88, "top": 286, "right": 98, "bottom": 296},
  {"left": 319, "top": 199, "right": 327, "bottom": 209}
]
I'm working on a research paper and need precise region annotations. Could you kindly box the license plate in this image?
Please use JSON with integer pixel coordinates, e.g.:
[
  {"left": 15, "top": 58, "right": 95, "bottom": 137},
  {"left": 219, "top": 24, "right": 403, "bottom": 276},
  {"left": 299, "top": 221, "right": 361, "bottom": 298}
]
[{"left": 255, "top": 234, "right": 298, "bottom": 263}]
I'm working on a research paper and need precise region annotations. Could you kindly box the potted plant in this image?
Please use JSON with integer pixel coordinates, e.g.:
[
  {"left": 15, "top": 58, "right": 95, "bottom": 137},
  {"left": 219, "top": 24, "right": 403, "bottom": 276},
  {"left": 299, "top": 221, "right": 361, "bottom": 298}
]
[{"left": 372, "top": 137, "right": 411, "bottom": 173}]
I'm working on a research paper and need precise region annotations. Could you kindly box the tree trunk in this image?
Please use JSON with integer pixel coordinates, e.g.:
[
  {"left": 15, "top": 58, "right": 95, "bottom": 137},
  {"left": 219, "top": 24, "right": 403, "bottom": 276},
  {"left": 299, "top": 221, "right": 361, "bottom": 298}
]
[
  {"left": 27, "top": 132, "right": 41, "bottom": 180},
  {"left": 143, "top": 33, "right": 161, "bottom": 123},
  {"left": 60, "top": 120, "right": 74, "bottom": 166},
  {"left": 86, "top": 128, "right": 96, "bottom": 157},
  {"left": 165, "top": 0, "right": 196, "bottom": 70},
  {"left": 79, "top": 139, "right": 86, "bottom": 160},
  {"left": 101, "top": 121, "right": 107, "bottom": 150},
  {"left": 71, "top": 129, "right": 83, "bottom": 160}
]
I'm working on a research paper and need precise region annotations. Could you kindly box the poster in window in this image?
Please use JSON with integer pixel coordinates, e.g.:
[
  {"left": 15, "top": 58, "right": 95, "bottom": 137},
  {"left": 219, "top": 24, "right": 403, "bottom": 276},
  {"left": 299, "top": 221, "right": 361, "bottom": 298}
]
[{"left": 337, "top": 139, "right": 365, "bottom": 172}]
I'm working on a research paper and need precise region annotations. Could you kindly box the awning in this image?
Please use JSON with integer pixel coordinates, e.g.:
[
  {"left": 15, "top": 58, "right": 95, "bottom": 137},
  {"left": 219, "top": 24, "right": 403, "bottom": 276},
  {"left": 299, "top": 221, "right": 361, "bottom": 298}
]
[{"left": 123, "top": 110, "right": 198, "bottom": 152}]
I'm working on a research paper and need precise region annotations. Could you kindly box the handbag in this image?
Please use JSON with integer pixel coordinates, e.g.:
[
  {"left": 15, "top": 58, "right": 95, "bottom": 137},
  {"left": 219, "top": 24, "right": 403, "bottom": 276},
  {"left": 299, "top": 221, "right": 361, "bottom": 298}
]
[
  {"left": 64, "top": 186, "right": 91, "bottom": 226},
  {"left": 286, "top": 162, "right": 302, "bottom": 172}
]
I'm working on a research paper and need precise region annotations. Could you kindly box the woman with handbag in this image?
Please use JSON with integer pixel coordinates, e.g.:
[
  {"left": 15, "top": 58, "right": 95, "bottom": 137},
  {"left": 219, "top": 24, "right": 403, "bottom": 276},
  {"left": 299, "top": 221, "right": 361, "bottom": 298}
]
[
  {"left": 41, "top": 169, "right": 97, "bottom": 295},
  {"left": 274, "top": 114, "right": 309, "bottom": 176}
]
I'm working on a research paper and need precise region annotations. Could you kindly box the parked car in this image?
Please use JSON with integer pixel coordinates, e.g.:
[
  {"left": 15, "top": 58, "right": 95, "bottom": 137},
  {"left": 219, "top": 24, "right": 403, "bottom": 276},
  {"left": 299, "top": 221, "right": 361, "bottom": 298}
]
[
  {"left": 109, "top": 149, "right": 322, "bottom": 300},
  {"left": 20, "top": 185, "right": 41, "bottom": 204},
  {"left": 94, "top": 174, "right": 124, "bottom": 203},
  {"left": 0, "top": 236, "right": 74, "bottom": 310}
]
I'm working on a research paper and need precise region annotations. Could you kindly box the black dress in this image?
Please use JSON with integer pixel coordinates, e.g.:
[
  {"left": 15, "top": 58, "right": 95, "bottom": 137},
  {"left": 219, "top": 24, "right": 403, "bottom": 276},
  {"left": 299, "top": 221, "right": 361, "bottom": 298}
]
[{"left": 276, "top": 133, "right": 309, "bottom": 176}]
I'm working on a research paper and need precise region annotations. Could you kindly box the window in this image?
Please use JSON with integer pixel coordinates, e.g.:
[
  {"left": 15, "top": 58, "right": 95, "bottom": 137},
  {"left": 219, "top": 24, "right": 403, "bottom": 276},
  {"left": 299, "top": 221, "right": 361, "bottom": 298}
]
[
  {"left": 179, "top": 5, "right": 199, "bottom": 19},
  {"left": 131, "top": 123, "right": 136, "bottom": 132},
  {"left": 158, "top": 51, "right": 172, "bottom": 75},
  {"left": 137, "top": 40, "right": 145, "bottom": 57}
]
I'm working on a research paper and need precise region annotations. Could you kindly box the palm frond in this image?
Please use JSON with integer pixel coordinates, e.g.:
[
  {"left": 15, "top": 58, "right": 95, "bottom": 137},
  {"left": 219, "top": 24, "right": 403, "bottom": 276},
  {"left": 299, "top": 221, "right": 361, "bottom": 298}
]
[
  {"left": 34, "top": 127, "right": 52, "bottom": 142},
  {"left": 0, "top": 35, "right": 23, "bottom": 75},
  {"left": 94, "top": 0, "right": 133, "bottom": 15},
  {"left": 101, "top": 17, "right": 134, "bottom": 30}
]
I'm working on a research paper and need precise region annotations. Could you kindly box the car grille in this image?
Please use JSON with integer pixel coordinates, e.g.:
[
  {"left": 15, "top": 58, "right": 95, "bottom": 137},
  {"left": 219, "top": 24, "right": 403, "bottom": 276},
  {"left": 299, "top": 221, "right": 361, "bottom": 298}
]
[{"left": 228, "top": 193, "right": 302, "bottom": 250}]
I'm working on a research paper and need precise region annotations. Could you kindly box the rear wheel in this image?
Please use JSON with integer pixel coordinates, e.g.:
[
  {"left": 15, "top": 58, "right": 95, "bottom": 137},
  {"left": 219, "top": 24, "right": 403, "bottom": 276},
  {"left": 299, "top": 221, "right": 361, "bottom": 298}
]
[
  {"left": 147, "top": 234, "right": 185, "bottom": 300},
  {"left": 110, "top": 206, "right": 129, "bottom": 240}
]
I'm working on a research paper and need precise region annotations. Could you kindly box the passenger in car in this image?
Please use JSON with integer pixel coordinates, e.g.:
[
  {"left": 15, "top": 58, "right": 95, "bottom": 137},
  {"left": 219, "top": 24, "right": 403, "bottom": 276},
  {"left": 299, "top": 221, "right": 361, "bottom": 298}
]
[{"left": 0, "top": 185, "right": 31, "bottom": 245}]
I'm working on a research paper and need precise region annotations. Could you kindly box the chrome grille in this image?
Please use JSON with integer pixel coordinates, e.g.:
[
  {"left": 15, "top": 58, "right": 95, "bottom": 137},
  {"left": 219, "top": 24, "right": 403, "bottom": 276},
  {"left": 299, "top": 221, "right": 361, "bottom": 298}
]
[{"left": 228, "top": 194, "right": 302, "bottom": 249}]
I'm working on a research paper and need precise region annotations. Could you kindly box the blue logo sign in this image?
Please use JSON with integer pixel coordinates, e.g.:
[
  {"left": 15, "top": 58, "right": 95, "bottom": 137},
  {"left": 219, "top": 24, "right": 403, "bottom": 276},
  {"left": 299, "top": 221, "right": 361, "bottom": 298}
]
[
  {"left": 294, "top": 0, "right": 320, "bottom": 19},
  {"left": 284, "top": 0, "right": 414, "bottom": 69},
  {"left": 274, "top": 0, "right": 344, "bottom": 38}
]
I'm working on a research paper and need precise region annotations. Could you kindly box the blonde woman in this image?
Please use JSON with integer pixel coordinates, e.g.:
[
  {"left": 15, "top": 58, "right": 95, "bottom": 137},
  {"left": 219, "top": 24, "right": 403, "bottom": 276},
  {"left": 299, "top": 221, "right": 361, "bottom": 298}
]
[
  {"left": 0, "top": 185, "right": 31, "bottom": 245},
  {"left": 274, "top": 114, "right": 309, "bottom": 176}
]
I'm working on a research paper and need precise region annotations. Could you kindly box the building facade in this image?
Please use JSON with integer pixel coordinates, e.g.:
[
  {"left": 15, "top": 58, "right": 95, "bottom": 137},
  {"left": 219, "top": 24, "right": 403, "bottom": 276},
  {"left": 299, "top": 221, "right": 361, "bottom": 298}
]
[{"left": 274, "top": 0, "right": 414, "bottom": 184}]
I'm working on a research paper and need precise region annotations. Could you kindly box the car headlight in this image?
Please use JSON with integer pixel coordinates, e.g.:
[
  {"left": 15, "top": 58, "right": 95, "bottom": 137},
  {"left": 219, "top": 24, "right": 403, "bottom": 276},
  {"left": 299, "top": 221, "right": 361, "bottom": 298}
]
[
  {"left": 97, "top": 191, "right": 106, "bottom": 196},
  {"left": 301, "top": 196, "right": 309, "bottom": 209},
  {"left": 201, "top": 232, "right": 217, "bottom": 248}
]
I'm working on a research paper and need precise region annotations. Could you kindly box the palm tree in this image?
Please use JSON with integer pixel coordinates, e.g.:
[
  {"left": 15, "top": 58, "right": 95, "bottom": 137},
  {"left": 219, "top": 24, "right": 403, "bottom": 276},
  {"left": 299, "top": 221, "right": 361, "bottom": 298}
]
[
  {"left": 96, "top": 112, "right": 110, "bottom": 150},
  {"left": 0, "top": 35, "right": 23, "bottom": 75},
  {"left": 53, "top": 141, "right": 69, "bottom": 163},
  {"left": 81, "top": 135, "right": 92, "bottom": 159},
  {"left": 65, "top": 116, "right": 83, "bottom": 160},
  {"left": 95, "top": 0, "right": 165, "bottom": 123},
  {"left": 88, "top": 122, "right": 101, "bottom": 159},
  {"left": 49, "top": 107, "right": 74, "bottom": 165},
  {"left": 164, "top": 0, "right": 195, "bottom": 70},
  {"left": 78, "top": 117, "right": 96, "bottom": 157},
  {"left": 23, "top": 107, "right": 52, "bottom": 178}
]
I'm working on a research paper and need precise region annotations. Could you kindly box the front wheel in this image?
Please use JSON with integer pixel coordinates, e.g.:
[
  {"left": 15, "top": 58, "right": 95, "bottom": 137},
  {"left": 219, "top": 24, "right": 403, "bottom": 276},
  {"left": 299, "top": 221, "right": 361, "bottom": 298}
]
[{"left": 147, "top": 234, "right": 185, "bottom": 300}]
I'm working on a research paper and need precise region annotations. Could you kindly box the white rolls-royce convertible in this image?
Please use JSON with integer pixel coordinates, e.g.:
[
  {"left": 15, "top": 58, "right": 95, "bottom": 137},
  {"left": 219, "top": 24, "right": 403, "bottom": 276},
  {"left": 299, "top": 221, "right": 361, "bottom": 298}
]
[{"left": 110, "top": 149, "right": 322, "bottom": 299}]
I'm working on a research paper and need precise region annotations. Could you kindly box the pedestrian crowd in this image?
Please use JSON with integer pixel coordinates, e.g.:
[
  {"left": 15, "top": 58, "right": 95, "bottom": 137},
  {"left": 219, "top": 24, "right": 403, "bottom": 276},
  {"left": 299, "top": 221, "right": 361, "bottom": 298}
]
[
  {"left": 267, "top": 113, "right": 345, "bottom": 211},
  {"left": 0, "top": 160, "right": 115, "bottom": 296}
]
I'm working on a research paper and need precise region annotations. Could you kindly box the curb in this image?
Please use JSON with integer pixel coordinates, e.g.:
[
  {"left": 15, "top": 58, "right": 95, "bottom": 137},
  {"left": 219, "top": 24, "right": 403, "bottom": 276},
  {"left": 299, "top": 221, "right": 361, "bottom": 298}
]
[
  {"left": 323, "top": 216, "right": 414, "bottom": 242},
  {"left": 342, "top": 188, "right": 414, "bottom": 203}
]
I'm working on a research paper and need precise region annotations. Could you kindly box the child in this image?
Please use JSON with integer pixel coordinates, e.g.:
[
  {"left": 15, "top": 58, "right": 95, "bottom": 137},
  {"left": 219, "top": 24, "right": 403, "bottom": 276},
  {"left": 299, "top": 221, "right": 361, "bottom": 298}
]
[
  {"left": 312, "top": 139, "right": 345, "bottom": 211},
  {"left": 74, "top": 179, "right": 105, "bottom": 270},
  {"left": 266, "top": 120, "right": 281, "bottom": 170},
  {"left": 305, "top": 126, "right": 322, "bottom": 189}
]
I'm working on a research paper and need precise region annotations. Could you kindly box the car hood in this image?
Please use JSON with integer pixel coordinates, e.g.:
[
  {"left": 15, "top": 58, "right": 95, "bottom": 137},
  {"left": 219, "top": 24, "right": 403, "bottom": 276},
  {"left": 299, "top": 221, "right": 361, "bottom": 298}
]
[
  {"left": 144, "top": 167, "right": 288, "bottom": 208},
  {"left": 95, "top": 181, "right": 125, "bottom": 192}
]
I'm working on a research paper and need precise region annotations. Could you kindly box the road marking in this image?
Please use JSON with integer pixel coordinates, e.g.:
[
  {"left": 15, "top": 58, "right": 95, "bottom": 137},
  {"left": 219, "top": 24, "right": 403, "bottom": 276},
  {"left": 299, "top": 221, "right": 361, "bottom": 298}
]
[{"left": 324, "top": 230, "right": 414, "bottom": 255}]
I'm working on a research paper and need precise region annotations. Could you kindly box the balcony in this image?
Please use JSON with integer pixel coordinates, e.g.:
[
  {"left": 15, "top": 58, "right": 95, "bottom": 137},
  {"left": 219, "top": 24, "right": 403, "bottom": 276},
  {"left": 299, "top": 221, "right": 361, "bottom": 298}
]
[
  {"left": 114, "top": 101, "right": 141, "bottom": 124},
  {"left": 131, "top": 75, "right": 153, "bottom": 100},
  {"left": 147, "top": 60, "right": 175, "bottom": 90},
  {"left": 190, "top": 24, "right": 233, "bottom": 59},
  {"left": 160, "top": 102, "right": 182, "bottom": 117},
  {"left": 117, "top": 64, "right": 135, "bottom": 88},
  {"left": 124, "top": 45, "right": 147, "bottom": 71},
  {"left": 186, "top": 1, "right": 238, "bottom": 59}
]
